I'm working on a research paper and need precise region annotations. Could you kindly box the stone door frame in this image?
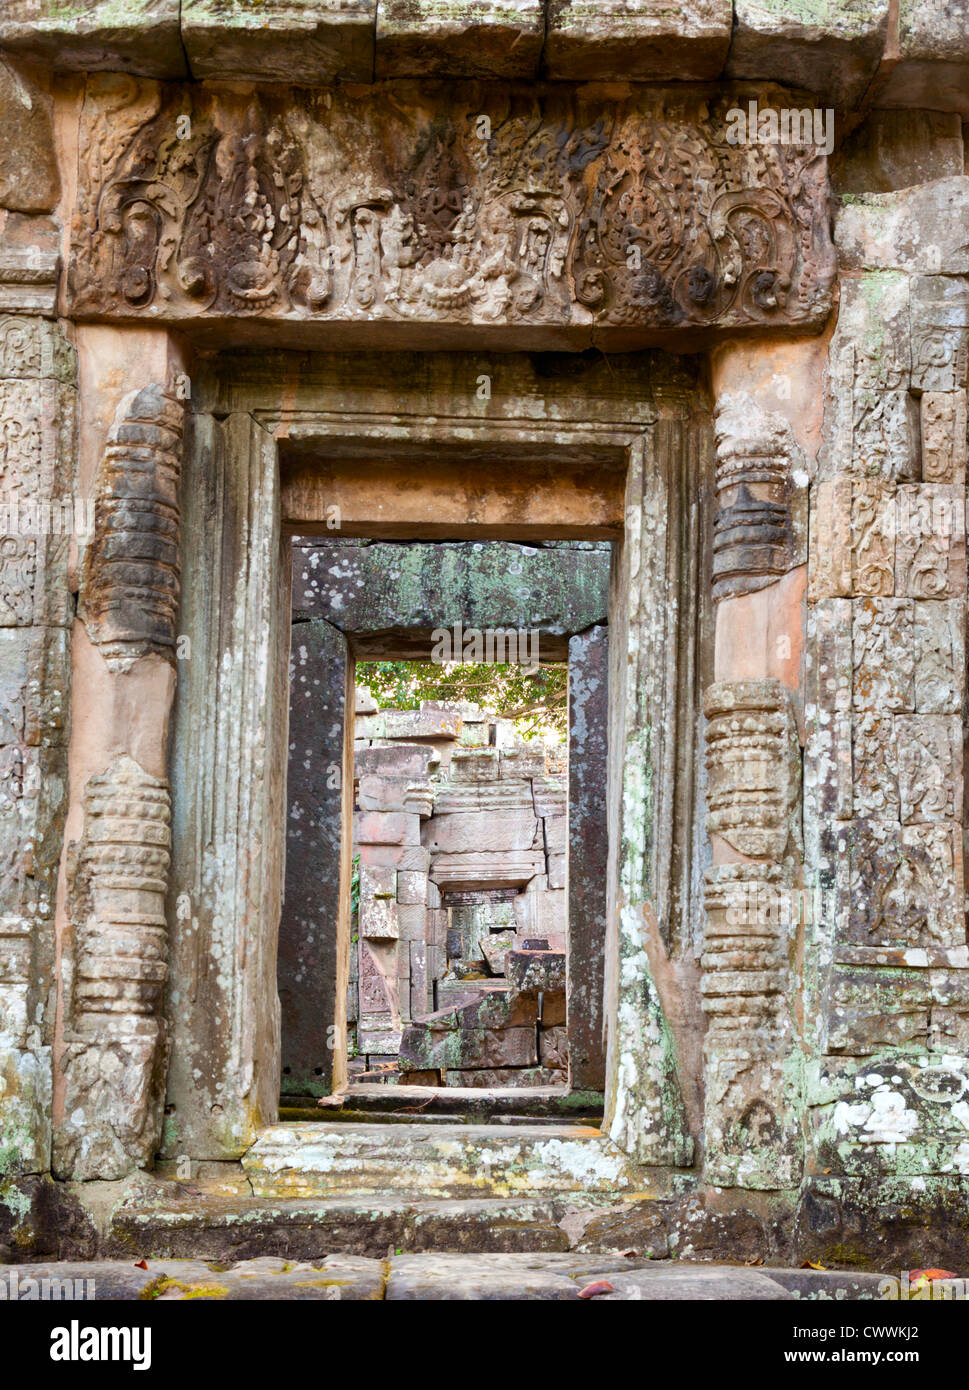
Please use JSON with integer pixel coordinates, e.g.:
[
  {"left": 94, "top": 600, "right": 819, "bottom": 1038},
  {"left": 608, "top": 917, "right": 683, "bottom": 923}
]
[
  {"left": 161, "top": 352, "right": 707, "bottom": 1170},
  {"left": 282, "top": 542, "right": 611, "bottom": 1099}
]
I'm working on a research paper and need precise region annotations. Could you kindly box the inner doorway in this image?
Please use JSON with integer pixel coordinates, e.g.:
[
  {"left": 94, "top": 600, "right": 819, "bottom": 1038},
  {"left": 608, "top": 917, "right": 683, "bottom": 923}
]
[{"left": 279, "top": 533, "right": 613, "bottom": 1112}]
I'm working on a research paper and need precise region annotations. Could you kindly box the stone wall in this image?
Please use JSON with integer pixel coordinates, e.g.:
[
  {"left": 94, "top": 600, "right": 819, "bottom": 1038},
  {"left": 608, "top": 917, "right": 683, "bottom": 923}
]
[{"left": 3, "top": 0, "right": 969, "bottom": 1264}]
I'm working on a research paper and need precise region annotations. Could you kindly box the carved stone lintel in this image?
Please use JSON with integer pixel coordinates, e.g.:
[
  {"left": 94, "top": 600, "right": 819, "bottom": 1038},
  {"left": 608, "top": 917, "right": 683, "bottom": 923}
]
[
  {"left": 68, "top": 80, "right": 834, "bottom": 339},
  {"left": 81, "top": 382, "right": 183, "bottom": 670}
]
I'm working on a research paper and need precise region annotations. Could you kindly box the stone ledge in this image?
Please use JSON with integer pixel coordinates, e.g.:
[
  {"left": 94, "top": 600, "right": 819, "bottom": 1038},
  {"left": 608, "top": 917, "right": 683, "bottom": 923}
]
[
  {"left": 181, "top": 0, "right": 376, "bottom": 84},
  {"left": 0, "top": 1, "right": 187, "bottom": 79},
  {"left": 543, "top": 0, "right": 732, "bottom": 81},
  {"left": 376, "top": 0, "right": 545, "bottom": 78},
  {"left": 725, "top": 0, "right": 891, "bottom": 110},
  {"left": 0, "top": 1253, "right": 892, "bottom": 1299}
]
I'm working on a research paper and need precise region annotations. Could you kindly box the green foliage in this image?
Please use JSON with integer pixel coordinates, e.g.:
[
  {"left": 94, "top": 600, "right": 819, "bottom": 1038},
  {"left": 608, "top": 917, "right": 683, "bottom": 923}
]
[{"left": 356, "top": 660, "right": 568, "bottom": 740}]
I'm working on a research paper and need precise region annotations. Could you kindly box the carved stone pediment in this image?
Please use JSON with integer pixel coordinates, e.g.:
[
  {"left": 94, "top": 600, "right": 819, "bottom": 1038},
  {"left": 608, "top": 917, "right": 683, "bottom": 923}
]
[{"left": 68, "top": 78, "right": 834, "bottom": 343}]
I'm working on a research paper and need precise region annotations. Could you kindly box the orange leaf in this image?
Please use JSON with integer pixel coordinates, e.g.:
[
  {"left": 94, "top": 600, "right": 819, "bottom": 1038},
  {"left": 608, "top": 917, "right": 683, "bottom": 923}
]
[
  {"left": 801, "top": 1260, "right": 826, "bottom": 1270},
  {"left": 909, "top": 1268, "right": 957, "bottom": 1282},
  {"left": 578, "top": 1280, "right": 614, "bottom": 1299},
  {"left": 134, "top": 1260, "right": 149, "bottom": 1271}
]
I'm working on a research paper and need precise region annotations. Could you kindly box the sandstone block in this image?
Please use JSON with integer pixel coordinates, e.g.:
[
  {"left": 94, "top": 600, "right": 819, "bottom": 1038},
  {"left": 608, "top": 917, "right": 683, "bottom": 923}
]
[
  {"left": 726, "top": 0, "right": 889, "bottom": 108},
  {"left": 182, "top": 0, "right": 375, "bottom": 83},
  {"left": 450, "top": 748, "right": 500, "bottom": 782},
  {"left": 360, "top": 895, "right": 399, "bottom": 941},
  {"left": 877, "top": 0, "right": 969, "bottom": 114},
  {"left": 422, "top": 808, "right": 539, "bottom": 854},
  {"left": 355, "top": 811, "right": 408, "bottom": 845},
  {"left": 396, "top": 903, "right": 426, "bottom": 943},
  {"left": 0, "top": 59, "right": 59, "bottom": 214},
  {"left": 545, "top": 0, "right": 731, "bottom": 80},
  {"left": 358, "top": 775, "right": 412, "bottom": 812},
  {"left": 506, "top": 949, "right": 566, "bottom": 995},
  {"left": 429, "top": 851, "right": 545, "bottom": 890},
  {"left": 375, "top": 0, "right": 544, "bottom": 78},
  {"left": 356, "top": 745, "right": 440, "bottom": 779},
  {"left": 396, "top": 870, "right": 427, "bottom": 905},
  {"left": 539, "top": 1025, "right": 568, "bottom": 1071},
  {"left": 0, "top": 1, "right": 186, "bottom": 77}
]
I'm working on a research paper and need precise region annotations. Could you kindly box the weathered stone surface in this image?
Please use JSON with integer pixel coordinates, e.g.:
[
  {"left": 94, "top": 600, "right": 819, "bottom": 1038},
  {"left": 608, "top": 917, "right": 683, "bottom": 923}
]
[
  {"left": 182, "top": 1, "right": 375, "bottom": 83},
  {"left": 282, "top": 625, "right": 348, "bottom": 1089},
  {"left": 0, "top": 1, "right": 187, "bottom": 78},
  {"left": 835, "top": 178, "right": 969, "bottom": 275},
  {"left": 726, "top": 0, "right": 890, "bottom": 107},
  {"left": 68, "top": 79, "right": 834, "bottom": 345},
  {"left": 545, "top": 0, "right": 732, "bottom": 80},
  {"left": 376, "top": 1, "right": 544, "bottom": 78},
  {"left": 703, "top": 680, "right": 801, "bottom": 861},
  {"left": 877, "top": 0, "right": 969, "bottom": 114},
  {"left": 0, "top": 59, "right": 59, "bottom": 214},
  {"left": 567, "top": 623, "right": 607, "bottom": 1091},
  {"left": 832, "top": 111, "right": 965, "bottom": 198},
  {"left": 713, "top": 396, "right": 798, "bottom": 600},
  {"left": 244, "top": 1121, "right": 640, "bottom": 1199}
]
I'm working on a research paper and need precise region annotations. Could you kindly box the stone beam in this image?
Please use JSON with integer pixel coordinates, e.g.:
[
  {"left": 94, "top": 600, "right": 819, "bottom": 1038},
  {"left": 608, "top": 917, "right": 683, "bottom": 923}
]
[
  {"left": 291, "top": 540, "right": 611, "bottom": 652},
  {"left": 280, "top": 457, "right": 624, "bottom": 540}
]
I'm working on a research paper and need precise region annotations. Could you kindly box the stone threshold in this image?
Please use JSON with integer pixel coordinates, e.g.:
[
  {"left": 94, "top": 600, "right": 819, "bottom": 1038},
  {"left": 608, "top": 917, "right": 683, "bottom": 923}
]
[
  {"left": 292, "top": 1083, "right": 605, "bottom": 1123},
  {"left": 242, "top": 1121, "right": 648, "bottom": 1200},
  {"left": 0, "top": 1255, "right": 889, "bottom": 1301}
]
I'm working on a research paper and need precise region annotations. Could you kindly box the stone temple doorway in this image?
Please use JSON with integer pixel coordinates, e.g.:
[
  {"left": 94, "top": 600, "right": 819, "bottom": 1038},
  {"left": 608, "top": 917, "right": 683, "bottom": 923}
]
[
  {"left": 164, "top": 350, "right": 705, "bottom": 1173},
  {"left": 280, "top": 537, "right": 612, "bottom": 1111}
]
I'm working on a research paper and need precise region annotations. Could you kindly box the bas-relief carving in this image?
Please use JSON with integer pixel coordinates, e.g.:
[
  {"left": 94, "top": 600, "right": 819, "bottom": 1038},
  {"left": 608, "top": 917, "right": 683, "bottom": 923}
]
[
  {"left": 68, "top": 79, "right": 835, "bottom": 336},
  {"left": 55, "top": 755, "right": 172, "bottom": 1180}
]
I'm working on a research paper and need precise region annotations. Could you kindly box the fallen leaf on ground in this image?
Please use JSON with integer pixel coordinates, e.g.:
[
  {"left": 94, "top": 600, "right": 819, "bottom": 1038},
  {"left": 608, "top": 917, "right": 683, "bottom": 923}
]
[
  {"left": 909, "top": 1268, "right": 957, "bottom": 1282},
  {"left": 578, "top": 1280, "right": 614, "bottom": 1299},
  {"left": 134, "top": 1260, "right": 148, "bottom": 1271},
  {"left": 801, "top": 1260, "right": 826, "bottom": 1270}
]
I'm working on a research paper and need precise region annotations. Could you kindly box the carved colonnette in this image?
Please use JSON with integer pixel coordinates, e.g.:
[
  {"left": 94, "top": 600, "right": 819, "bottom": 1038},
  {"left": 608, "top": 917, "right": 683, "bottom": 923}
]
[
  {"left": 68, "top": 78, "right": 834, "bottom": 342},
  {"left": 701, "top": 679, "right": 803, "bottom": 1188},
  {"left": 804, "top": 187, "right": 969, "bottom": 1204},
  {"left": 712, "top": 396, "right": 803, "bottom": 601},
  {"left": 53, "top": 382, "right": 184, "bottom": 1180}
]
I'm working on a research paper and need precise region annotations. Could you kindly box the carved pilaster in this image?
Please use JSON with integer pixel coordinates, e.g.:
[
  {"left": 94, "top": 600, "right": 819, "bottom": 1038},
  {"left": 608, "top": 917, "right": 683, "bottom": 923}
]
[
  {"left": 701, "top": 679, "right": 803, "bottom": 1189},
  {"left": 54, "top": 755, "right": 172, "bottom": 1180}
]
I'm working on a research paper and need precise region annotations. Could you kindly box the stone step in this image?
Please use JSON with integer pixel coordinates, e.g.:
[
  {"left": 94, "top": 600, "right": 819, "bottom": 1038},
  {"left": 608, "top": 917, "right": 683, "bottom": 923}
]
[{"left": 243, "top": 1121, "right": 642, "bottom": 1200}]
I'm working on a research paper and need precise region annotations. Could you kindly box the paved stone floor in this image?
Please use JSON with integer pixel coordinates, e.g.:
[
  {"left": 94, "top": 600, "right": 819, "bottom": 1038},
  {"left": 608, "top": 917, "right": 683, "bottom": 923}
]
[{"left": 3, "top": 1254, "right": 887, "bottom": 1300}]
